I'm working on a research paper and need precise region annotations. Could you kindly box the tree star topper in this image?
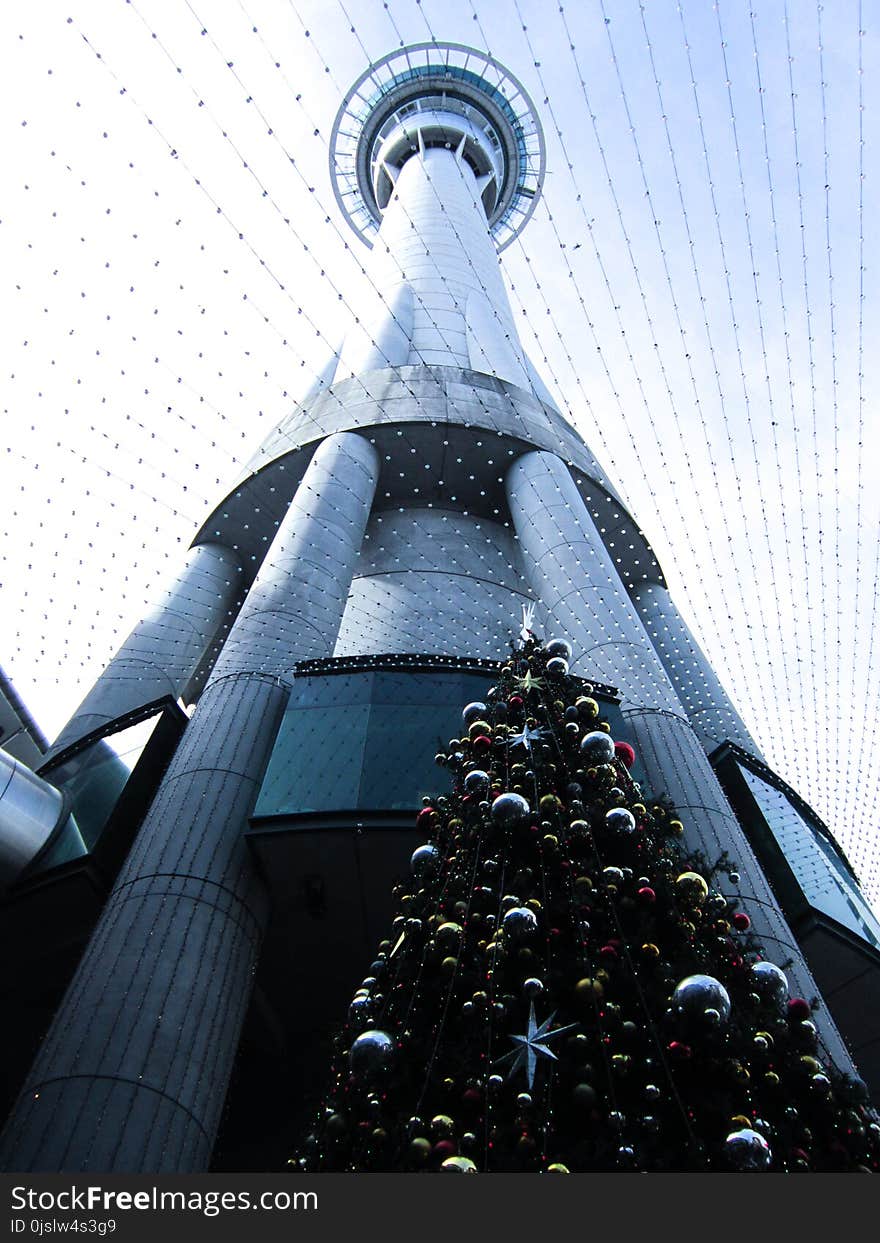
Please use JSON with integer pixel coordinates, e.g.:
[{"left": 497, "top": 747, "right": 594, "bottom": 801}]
[{"left": 495, "top": 1002, "right": 578, "bottom": 1089}]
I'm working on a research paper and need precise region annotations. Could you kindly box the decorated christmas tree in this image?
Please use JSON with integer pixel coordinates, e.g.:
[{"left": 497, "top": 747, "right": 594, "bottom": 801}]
[{"left": 293, "top": 631, "right": 879, "bottom": 1172}]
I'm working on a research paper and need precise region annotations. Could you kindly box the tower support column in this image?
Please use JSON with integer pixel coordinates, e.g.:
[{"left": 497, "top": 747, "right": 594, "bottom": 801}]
[
  {"left": 628, "top": 580, "right": 762, "bottom": 758},
  {"left": 506, "top": 449, "right": 857, "bottom": 1076},
  {"left": 48, "top": 542, "right": 244, "bottom": 758},
  {"left": 0, "top": 432, "right": 380, "bottom": 1172}
]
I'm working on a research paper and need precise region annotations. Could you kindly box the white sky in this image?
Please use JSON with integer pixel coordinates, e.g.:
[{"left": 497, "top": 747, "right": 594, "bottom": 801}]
[{"left": 1, "top": 0, "right": 878, "bottom": 902}]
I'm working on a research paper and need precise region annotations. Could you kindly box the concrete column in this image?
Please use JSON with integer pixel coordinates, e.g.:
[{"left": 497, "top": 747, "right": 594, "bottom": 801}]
[
  {"left": 629, "top": 579, "right": 763, "bottom": 759},
  {"left": 337, "top": 147, "right": 533, "bottom": 389},
  {"left": 0, "top": 432, "right": 380, "bottom": 1173},
  {"left": 506, "top": 449, "right": 859, "bottom": 1078},
  {"left": 48, "top": 542, "right": 244, "bottom": 758},
  {"left": 506, "top": 450, "right": 683, "bottom": 708}
]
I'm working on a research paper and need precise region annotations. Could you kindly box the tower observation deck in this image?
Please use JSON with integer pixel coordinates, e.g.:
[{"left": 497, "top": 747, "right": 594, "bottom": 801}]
[{"left": 1, "top": 44, "right": 873, "bottom": 1174}]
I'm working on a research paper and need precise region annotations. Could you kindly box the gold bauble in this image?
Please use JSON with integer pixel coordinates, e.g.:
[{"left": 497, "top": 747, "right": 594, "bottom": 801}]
[
  {"left": 441, "top": 1156, "right": 477, "bottom": 1173},
  {"left": 675, "top": 871, "right": 709, "bottom": 903},
  {"left": 575, "top": 977, "right": 604, "bottom": 1000},
  {"left": 547, "top": 1163, "right": 570, "bottom": 1173}
]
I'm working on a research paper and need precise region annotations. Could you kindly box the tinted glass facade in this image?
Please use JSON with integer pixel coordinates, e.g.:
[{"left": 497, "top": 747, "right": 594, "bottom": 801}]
[
  {"left": 254, "top": 666, "right": 635, "bottom": 820},
  {"left": 254, "top": 669, "right": 493, "bottom": 816},
  {"left": 739, "top": 764, "right": 880, "bottom": 948}
]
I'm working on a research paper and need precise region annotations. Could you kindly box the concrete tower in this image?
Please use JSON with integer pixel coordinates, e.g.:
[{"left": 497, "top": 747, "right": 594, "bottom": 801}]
[{"left": 1, "top": 43, "right": 875, "bottom": 1173}]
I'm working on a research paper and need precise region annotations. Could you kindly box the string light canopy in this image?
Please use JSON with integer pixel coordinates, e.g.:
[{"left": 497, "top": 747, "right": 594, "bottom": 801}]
[{"left": 1, "top": 0, "right": 877, "bottom": 914}]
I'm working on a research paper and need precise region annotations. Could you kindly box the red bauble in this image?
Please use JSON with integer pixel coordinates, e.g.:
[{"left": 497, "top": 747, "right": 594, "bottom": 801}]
[
  {"left": 637, "top": 886, "right": 656, "bottom": 905},
  {"left": 732, "top": 912, "right": 751, "bottom": 931},
  {"left": 508, "top": 695, "right": 524, "bottom": 710},
  {"left": 472, "top": 735, "right": 492, "bottom": 754},
  {"left": 787, "top": 998, "right": 812, "bottom": 1022},
  {"left": 417, "top": 807, "right": 436, "bottom": 827},
  {"left": 668, "top": 1040, "right": 692, "bottom": 1060},
  {"left": 614, "top": 741, "right": 636, "bottom": 769},
  {"left": 433, "top": 1140, "right": 457, "bottom": 1160}
]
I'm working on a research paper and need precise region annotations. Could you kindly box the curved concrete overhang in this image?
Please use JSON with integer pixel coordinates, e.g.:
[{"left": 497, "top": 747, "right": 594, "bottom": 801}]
[{"left": 192, "top": 365, "right": 666, "bottom": 596}]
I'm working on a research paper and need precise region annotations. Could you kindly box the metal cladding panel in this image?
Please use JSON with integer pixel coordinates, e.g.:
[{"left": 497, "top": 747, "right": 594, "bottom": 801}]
[
  {"left": 335, "top": 509, "right": 546, "bottom": 659},
  {"left": 234, "top": 367, "right": 619, "bottom": 504}
]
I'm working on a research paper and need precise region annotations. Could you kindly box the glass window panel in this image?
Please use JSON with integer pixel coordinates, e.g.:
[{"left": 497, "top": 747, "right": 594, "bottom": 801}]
[
  {"left": 740, "top": 765, "right": 880, "bottom": 948},
  {"left": 360, "top": 704, "right": 454, "bottom": 810},
  {"left": 254, "top": 704, "right": 369, "bottom": 816}
]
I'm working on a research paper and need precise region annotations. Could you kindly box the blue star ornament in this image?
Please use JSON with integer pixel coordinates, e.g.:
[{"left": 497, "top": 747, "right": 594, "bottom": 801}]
[{"left": 495, "top": 1002, "right": 578, "bottom": 1089}]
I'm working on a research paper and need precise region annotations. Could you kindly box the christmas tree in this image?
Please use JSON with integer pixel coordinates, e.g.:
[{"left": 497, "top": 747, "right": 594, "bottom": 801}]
[{"left": 294, "top": 634, "right": 879, "bottom": 1172}]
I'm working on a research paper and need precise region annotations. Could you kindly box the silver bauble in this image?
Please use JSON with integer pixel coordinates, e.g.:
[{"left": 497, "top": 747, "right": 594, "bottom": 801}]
[
  {"left": 348, "top": 997, "right": 372, "bottom": 1028},
  {"left": 349, "top": 1029, "right": 395, "bottom": 1077},
  {"left": 491, "top": 792, "right": 531, "bottom": 826},
  {"left": 546, "top": 656, "right": 569, "bottom": 676},
  {"left": 605, "top": 807, "right": 636, "bottom": 834},
  {"left": 671, "top": 974, "right": 731, "bottom": 1027},
  {"left": 724, "top": 1128, "right": 772, "bottom": 1170},
  {"left": 545, "top": 638, "right": 572, "bottom": 661},
  {"left": 410, "top": 843, "right": 441, "bottom": 878},
  {"left": 463, "top": 769, "right": 490, "bottom": 797},
  {"left": 580, "top": 731, "right": 616, "bottom": 763},
  {"left": 502, "top": 906, "right": 538, "bottom": 939},
  {"left": 462, "top": 701, "right": 488, "bottom": 726},
  {"left": 750, "top": 961, "right": 789, "bottom": 1005}
]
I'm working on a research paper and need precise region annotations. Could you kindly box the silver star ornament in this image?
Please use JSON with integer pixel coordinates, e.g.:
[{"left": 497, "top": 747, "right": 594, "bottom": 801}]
[{"left": 495, "top": 1002, "right": 578, "bottom": 1089}]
